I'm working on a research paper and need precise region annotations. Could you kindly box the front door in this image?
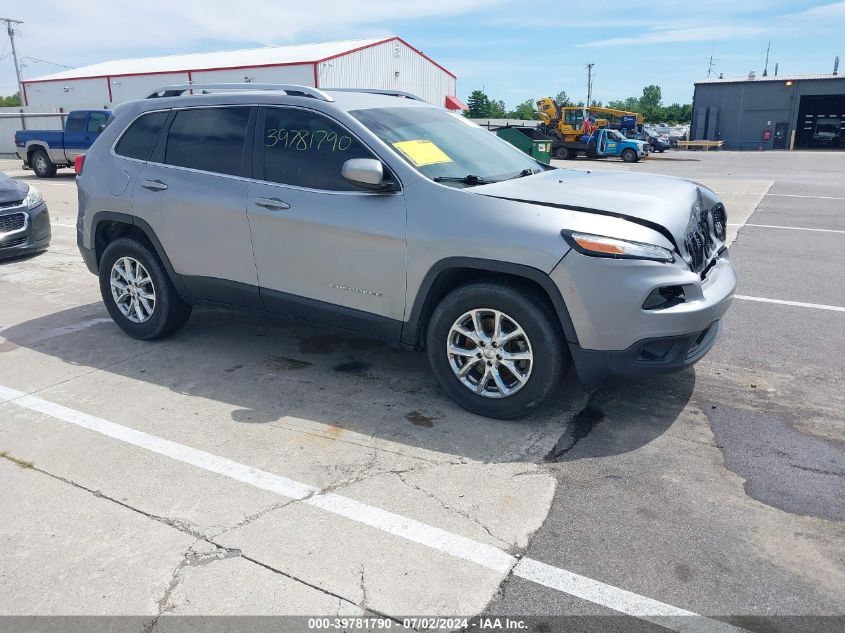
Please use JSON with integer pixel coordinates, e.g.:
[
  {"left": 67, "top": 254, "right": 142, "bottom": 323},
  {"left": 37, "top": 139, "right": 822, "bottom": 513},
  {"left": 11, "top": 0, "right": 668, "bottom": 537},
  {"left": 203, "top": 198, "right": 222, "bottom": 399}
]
[
  {"left": 130, "top": 105, "right": 261, "bottom": 307},
  {"left": 247, "top": 105, "right": 407, "bottom": 339},
  {"left": 773, "top": 122, "right": 788, "bottom": 149},
  {"left": 62, "top": 111, "right": 89, "bottom": 161}
]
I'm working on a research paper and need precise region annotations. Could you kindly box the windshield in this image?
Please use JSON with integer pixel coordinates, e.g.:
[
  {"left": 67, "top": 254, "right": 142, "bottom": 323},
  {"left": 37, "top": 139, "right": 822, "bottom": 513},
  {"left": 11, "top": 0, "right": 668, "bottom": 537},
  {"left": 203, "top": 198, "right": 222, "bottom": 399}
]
[{"left": 350, "top": 107, "right": 542, "bottom": 187}]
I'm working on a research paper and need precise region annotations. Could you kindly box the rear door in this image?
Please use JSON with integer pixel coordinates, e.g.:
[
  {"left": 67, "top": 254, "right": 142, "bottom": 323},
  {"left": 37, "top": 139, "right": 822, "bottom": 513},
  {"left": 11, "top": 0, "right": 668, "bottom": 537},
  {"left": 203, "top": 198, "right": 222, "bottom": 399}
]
[
  {"left": 130, "top": 105, "right": 261, "bottom": 308},
  {"left": 246, "top": 105, "right": 407, "bottom": 338}
]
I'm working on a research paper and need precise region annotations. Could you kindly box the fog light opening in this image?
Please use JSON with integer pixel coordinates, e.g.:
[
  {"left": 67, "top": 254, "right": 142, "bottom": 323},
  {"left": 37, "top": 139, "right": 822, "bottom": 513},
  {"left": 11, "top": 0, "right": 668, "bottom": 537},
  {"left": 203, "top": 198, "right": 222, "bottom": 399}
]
[{"left": 642, "top": 285, "right": 686, "bottom": 310}]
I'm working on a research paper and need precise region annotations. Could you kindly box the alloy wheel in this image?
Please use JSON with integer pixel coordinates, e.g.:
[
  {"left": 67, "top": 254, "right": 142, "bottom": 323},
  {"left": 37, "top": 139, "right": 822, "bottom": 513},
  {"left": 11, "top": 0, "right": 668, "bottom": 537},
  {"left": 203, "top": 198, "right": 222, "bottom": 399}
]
[
  {"left": 110, "top": 256, "right": 156, "bottom": 323},
  {"left": 446, "top": 308, "right": 533, "bottom": 398}
]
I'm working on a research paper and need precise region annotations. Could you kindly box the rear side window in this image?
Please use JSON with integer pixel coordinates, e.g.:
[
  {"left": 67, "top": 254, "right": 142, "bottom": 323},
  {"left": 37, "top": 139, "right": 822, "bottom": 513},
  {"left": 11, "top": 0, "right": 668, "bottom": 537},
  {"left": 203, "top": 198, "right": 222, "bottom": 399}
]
[
  {"left": 164, "top": 107, "right": 251, "bottom": 177},
  {"left": 88, "top": 111, "right": 109, "bottom": 133},
  {"left": 115, "top": 111, "right": 169, "bottom": 161},
  {"left": 65, "top": 112, "right": 86, "bottom": 133},
  {"left": 261, "top": 107, "right": 374, "bottom": 190}
]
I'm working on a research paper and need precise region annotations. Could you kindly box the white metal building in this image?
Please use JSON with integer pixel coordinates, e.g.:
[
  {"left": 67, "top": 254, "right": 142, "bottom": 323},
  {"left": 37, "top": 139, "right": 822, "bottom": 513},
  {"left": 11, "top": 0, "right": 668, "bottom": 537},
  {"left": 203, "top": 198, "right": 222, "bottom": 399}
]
[{"left": 20, "top": 36, "right": 462, "bottom": 112}]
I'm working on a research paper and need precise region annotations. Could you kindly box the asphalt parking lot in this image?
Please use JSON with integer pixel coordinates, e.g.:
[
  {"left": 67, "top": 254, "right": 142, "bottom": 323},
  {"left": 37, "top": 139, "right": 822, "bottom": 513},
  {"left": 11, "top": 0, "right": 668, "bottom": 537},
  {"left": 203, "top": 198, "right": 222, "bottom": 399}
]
[{"left": 0, "top": 151, "right": 843, "bottom": 632}]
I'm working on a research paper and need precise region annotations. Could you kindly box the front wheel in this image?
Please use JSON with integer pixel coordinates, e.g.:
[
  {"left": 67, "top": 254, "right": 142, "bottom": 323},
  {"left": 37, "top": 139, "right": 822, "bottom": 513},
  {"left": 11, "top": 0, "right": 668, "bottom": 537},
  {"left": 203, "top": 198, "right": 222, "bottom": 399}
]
[
  {"left": 621, "top": 148, "right": 638, "bottom": 163},
  {"left": 426, "top": 282, "right": 568, "bottom": 419},
  {"left": 99, "top": 238, "right": 192, "bottom": 340}
]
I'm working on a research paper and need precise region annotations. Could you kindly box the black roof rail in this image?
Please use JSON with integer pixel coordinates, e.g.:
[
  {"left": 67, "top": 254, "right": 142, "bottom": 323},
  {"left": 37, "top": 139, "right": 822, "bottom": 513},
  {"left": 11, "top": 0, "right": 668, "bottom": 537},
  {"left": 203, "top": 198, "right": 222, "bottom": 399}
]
[
  {"left": 146, "top": 83, "right": 334, "bottom": 102},
  {"left": 323, "top": 88, "right": 426, "bottom": 101}
]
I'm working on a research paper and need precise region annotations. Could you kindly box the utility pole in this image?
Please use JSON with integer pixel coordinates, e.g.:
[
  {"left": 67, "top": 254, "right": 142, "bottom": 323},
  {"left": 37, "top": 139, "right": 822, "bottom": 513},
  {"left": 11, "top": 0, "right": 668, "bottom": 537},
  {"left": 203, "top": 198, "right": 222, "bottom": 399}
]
[
  {"left": 1, "top": 17, "right": 24, "bottom": 101},
  {"left": 585, "top": 62, "right": 594, "bottom": 112},
  {"left": 763, "top": 40, "right": 771, "bottom": 76}
]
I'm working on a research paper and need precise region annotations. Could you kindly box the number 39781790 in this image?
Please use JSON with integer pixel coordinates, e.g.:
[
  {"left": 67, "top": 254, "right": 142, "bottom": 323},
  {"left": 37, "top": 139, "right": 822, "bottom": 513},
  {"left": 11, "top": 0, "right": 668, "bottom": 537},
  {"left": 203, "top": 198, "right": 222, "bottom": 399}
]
[{"left": 265, "top": 128, "right": 353, "bottom": 152}]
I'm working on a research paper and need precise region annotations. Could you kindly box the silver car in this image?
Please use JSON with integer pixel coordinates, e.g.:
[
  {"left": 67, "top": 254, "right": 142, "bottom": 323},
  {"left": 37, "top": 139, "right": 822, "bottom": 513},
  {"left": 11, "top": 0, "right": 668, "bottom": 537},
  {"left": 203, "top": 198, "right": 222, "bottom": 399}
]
[{"left": 76, "top": 84, "right": 736, "bottom": 418}]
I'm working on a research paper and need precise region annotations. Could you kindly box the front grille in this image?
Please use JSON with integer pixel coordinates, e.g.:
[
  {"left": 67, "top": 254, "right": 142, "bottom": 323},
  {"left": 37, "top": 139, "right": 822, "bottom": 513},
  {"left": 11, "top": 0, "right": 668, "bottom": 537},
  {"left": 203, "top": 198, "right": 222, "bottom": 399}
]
[
  {"left": 711, "top": 204, "right": 727, "bottom": 241},
  {"left": 0, "top": 212, "right": 26, "bottom": 234},
  {"left": 0, "top": 200, "right": 24, "bottom": 209},
  {"left": 0, "top": 235, "right": 28, "bottom": 249}
]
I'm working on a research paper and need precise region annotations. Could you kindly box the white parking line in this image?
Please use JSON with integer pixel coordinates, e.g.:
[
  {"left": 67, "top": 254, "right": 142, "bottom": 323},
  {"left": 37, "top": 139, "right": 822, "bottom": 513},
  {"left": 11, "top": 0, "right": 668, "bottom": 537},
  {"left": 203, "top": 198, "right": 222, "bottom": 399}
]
[
  {"left": 50, "top": 222, "right": 76, "bottom": 228},
  {"left": 0, "top": 383, "right": 744, "bottom": 633},
  {"left": 0, "top": 317, "right": 112, "bottom": 345},
  {"left": 734, "top": 295, "right": 845, "bottom": 313},
  {"left": 766, "top": 193, "right": 845, "bottom": 201},
  {"left": 728, "top": 223, "right": 845, "bottom": 234}
]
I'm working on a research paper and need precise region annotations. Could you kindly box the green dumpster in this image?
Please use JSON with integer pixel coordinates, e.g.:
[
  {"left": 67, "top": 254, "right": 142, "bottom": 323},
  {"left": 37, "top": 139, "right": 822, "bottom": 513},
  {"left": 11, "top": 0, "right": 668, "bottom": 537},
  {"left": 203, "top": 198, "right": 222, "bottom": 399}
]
[{"left": 494, "top": 125, "right": 553, "bottom": 164}]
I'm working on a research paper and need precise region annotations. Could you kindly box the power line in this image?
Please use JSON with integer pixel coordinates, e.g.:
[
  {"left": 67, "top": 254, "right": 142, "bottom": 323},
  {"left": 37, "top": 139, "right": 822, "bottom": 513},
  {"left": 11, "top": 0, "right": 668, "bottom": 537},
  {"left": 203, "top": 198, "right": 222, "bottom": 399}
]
[{"left": 20, "top": 55, "right": 74, "bottom": 69}]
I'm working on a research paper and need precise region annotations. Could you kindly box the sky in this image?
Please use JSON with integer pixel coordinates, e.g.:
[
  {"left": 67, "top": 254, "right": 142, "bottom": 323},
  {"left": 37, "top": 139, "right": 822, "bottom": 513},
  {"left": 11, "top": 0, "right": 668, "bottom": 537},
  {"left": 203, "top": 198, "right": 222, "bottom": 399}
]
[{"left": 1, "top": 0, "right": 843, "bottom": 108}]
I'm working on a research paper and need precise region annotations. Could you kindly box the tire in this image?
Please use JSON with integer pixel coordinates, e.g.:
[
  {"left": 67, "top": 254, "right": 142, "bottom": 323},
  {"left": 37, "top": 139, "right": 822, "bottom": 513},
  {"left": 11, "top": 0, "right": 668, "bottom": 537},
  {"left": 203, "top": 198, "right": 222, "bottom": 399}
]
[
  {"left": 425, "top": 281, "right": 568, "bottom": 419},
  {"left": 555, "top": 146, "right": 571, "bottom": 160},
  {"left": 658, "top": 149, "right": 666, "bottom": 153},
  {"left": 31, "top": 149, "right": 57, "bottom": 178},
  {"left": 646, "top": 144, "right": 655, "bottom": 154},
  {"left": 99, "top": 237, "right": 192, "bottom": 340},
  {"left": 621, "top": 148, "right": 638, "bottom": 163}
]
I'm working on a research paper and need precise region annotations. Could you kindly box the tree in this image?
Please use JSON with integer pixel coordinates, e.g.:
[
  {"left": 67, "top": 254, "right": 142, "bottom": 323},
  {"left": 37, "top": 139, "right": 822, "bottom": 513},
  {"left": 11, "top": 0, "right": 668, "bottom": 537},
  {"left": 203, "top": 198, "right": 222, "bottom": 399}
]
[
  {"left": 466, "top": 90, "right": 491, "bottom": 118},
  {"left": 0, "top": 92, "right": 21, "bottom": 107},
  {"left": 489, "top": 99, "right": 507, "bottom": 118},
  {"left": 508, "top": 99, "right": 538, "bottom": 120},
  {"left": 554, "top": 90, "right": 571, "bottom": 106}
]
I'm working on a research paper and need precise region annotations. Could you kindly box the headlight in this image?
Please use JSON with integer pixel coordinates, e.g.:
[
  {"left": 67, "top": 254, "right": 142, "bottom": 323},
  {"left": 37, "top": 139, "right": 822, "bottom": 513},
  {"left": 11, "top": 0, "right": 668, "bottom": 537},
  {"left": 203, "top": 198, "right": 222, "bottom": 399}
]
[
  {"left": 24, "top": 185, "right": 43, "bottom": 209},
  {"left": 561, "top": 230, "right": 674, "bottom": 262}
]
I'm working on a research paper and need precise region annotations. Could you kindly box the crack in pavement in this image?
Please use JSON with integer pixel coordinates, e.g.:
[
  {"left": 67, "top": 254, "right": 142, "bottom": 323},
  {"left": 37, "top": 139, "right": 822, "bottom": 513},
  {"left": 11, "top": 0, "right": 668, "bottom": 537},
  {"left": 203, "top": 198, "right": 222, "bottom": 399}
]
[
  {"left": 394, "top": 470, "right": 508, "bottom": 550},
  {"left": 7, "top": 458, "right": 381, "bottom": 621},
  {"left": 543, "top": 398, "right": 604, "bottom": 462}
]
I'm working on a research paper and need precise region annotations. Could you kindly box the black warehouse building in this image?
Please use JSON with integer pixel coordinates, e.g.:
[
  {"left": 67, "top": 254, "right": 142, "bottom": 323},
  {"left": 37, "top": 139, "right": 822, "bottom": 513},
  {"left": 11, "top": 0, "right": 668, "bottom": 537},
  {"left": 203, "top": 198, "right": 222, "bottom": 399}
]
[{"left": 691, "top": 73, "right": 845, "bottom": 150}]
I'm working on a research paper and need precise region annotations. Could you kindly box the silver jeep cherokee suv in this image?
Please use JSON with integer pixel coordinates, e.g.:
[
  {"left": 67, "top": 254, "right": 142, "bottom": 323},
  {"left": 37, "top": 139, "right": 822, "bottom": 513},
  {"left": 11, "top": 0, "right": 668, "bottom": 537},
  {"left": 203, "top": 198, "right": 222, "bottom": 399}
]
[{"left": 76, "top": 84, "right": 736, "bottom": 419}]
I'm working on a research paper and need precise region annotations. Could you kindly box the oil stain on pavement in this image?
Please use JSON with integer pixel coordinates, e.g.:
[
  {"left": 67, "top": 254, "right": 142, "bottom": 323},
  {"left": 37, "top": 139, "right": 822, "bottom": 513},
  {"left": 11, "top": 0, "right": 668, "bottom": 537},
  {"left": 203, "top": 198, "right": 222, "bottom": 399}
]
[{"left": 705, "top": 402, "right": 845, "bottom": 521}]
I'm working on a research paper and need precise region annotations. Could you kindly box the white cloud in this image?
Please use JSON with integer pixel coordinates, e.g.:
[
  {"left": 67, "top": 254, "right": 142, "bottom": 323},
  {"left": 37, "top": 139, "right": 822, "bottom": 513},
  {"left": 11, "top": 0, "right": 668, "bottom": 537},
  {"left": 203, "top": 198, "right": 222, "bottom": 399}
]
[
  {"left": 0, "top": 0, "right": 499, "bottom": 91},
  {"left": 577, "top": 1, "right": 845, "bottom": 47}
]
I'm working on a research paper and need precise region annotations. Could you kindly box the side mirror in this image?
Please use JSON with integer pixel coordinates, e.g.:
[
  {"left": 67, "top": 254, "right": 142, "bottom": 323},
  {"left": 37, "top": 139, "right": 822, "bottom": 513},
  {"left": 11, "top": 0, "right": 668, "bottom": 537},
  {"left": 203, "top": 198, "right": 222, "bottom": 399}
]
[{"left": 341, "top": 158, "right": 398, "bottom": 192}]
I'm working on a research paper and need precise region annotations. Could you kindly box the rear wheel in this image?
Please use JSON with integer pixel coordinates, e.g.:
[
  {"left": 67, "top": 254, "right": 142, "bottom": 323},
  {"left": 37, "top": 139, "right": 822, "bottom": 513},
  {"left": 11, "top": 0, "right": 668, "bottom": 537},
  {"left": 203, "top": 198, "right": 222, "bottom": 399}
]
[
  {"left": 31, "top": 149, "right": 57, "bottom": 178},
  {"left": 426, "top": 281, "right": 568, "bottom": 419},
  {"left": 99, "top": 238, "right": 192, "bottom": 340},
  {"left": 555, "top": 146, "right": 571, "bottom": 160},
  {"left": 621, "top": 148, "right": 638, "bottom": 163}
]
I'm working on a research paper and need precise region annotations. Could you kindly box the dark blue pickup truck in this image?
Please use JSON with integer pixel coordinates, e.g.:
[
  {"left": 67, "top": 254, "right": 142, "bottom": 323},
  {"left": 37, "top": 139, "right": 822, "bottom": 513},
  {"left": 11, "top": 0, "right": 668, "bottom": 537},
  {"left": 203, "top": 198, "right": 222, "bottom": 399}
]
[{"left": 15, "top": 110, "right": 111, "bottom": 178}]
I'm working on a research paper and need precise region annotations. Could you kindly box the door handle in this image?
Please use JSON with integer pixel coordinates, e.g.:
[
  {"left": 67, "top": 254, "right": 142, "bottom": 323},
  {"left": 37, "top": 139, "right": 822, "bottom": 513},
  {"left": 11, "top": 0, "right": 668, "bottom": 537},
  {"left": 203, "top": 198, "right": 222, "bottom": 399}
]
[
  {"left": 254, "top": 197, "right": 290, "bottom": 210},
  {"left": 141, "top": 179, "right": 168, "bottom": 191}
]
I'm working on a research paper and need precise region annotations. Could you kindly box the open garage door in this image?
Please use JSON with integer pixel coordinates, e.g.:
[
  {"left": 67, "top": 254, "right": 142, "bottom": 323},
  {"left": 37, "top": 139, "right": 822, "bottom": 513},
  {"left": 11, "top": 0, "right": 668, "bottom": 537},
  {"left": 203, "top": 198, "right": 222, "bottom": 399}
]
[{"left": 795, "top": 94, "right": 845, "bottom": 149}]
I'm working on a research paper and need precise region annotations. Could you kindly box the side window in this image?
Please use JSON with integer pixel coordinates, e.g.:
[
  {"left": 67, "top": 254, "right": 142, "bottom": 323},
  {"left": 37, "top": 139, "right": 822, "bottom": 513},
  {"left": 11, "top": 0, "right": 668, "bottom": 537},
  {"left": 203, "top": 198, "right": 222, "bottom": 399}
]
[
  {"left": 65, "top": 112, "right": 86, "bottom": 133},
  {"left": 262, "top": 107, "right": 375, "bottom": 191},
  {"left": 164, "top": 107, "right": 251, "bottom": 177},
  {"left": 114, "top": 111, "right": 169, "bottom": 161},
  {"left": 88, "top": 111, "right": 109, "bottom": 133}
]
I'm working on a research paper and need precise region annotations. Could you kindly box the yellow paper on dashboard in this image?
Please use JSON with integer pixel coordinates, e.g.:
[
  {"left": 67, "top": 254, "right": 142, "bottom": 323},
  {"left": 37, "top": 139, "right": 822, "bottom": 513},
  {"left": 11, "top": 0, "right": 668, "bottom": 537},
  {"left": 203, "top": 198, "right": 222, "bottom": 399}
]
[{"left": 392, "top": 139, "right": 453, "bottom": 166}]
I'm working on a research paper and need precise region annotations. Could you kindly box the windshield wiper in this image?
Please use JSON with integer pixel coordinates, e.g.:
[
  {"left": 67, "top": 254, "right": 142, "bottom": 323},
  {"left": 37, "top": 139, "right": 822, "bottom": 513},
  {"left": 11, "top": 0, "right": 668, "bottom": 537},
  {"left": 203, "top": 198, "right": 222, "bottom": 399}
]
[
  {"left": 504, "top": 168, "right": 540, "bottom": 180},
  {"left": 433, "top": 174, "right": 495, "bottom": 186}
]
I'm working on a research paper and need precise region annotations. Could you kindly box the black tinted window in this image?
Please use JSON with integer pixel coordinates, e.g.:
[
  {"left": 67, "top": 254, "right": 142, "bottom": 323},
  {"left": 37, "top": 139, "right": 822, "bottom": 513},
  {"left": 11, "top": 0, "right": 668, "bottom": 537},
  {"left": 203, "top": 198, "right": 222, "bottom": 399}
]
[
  {"left": 165, "top": 107, "right": 251, "bottom": 176},
  {"left": 65, "top": 112, "right": 86, "bottom": 133},
  {"left": 115, "top": 111, "right": 168, "bottom": 161},
  {"left": 262, "top": 108, "right": 373, "bottom": 190},
  {"left": 88, "top": 111, "right": 109, "bottom": 133}
]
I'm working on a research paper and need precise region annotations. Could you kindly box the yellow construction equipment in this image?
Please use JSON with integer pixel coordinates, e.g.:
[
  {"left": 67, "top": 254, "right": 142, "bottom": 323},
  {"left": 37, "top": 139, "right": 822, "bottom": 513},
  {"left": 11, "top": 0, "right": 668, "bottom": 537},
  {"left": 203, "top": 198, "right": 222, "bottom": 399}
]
[{"left": 536, "top": 97, "right": 644, "bottom": 144}]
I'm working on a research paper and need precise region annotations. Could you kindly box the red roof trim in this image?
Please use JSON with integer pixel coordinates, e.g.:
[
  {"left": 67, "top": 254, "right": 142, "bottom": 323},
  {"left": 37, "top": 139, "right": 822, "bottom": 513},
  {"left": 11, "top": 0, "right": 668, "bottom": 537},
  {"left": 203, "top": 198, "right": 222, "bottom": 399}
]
[
  {"left": 21, "top": 37, "right": 457, "bottom": 86},
  {"left": 313, "top": 36, "right": 457, "bottom": 79},
  {"left": 21, "top": 60, "right": 315, "bottom": 85}
]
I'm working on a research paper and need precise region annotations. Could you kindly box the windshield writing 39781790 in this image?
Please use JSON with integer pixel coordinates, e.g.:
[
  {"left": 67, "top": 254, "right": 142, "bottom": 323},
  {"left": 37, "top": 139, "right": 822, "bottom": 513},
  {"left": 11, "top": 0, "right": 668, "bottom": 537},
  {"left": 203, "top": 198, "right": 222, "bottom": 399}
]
[{"left": 265, "top": 128, "right": 353, "bottom": 151}]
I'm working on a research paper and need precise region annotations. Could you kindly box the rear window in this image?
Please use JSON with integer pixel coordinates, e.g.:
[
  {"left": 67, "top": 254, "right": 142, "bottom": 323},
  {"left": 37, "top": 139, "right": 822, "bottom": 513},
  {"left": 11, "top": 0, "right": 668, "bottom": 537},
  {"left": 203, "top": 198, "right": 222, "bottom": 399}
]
[
  {"left": 88, "top": 111, "right": 109, "bottom": 133},
  {"left": 115, "top": 111, "right": 169, "bottom": 161},
  {"left": 164, "top": 107, "right": 251, "bottom": 177}
]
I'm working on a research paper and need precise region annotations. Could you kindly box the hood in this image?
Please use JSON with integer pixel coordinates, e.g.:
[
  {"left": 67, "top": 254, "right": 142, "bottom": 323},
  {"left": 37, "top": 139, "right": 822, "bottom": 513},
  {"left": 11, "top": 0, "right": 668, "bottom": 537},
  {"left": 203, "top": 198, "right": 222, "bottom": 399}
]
[
  {"left": 0, "top": 173, "right": 28, "bottom": 205},
  {"left": 471, "top": 168, "right": 705, "bottom": 248}
]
